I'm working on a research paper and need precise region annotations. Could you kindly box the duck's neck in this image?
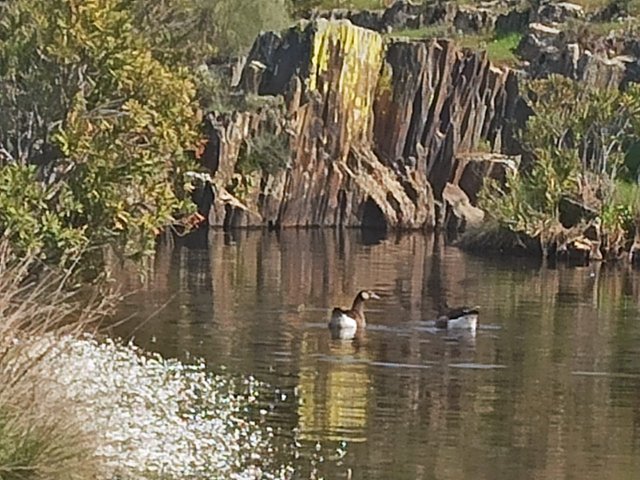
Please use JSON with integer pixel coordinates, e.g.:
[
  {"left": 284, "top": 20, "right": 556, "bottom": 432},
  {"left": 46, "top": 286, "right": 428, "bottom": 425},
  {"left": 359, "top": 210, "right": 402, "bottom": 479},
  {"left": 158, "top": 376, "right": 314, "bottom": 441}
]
[{"left": 351, "top": 297, "right": 366, "bottom": 327}]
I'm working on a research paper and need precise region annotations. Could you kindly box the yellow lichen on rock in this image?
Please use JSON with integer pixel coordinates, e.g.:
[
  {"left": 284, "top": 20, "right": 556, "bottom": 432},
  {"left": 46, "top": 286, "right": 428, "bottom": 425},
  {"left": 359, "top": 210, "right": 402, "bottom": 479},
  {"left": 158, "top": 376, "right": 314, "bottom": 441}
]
[{"left": 308, "top": 20, "right": 384, "bottom": 156}]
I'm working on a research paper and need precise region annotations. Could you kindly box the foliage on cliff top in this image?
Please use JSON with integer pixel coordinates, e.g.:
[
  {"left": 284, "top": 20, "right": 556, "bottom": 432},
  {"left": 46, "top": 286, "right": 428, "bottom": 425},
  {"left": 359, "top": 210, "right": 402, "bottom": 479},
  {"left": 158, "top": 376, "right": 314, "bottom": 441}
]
[
  {"left": 131, "top": 0, "right": 291, "bottom": 64},
  {"left": 480, "top": 75, "right": 640, "bottom": 240},
  {"left": 389, "top": 27, "right": 522, "bottom": 66},
  {"left": 0, "top": 0, "right": 201, "bottom": 272},
  {"left": 289, "top": 0, "right": 387, "bottom": 15}
]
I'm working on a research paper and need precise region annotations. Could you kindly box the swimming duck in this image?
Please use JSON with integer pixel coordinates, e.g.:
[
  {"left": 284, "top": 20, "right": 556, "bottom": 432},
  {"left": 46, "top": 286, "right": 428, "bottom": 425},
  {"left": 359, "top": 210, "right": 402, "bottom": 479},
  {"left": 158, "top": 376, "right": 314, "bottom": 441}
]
[
  {"left": 329, "top": 290, "right": 380, "bottom": 333},
  {"left": 435, "top": 305, "right": 480, "bottom": 330}
]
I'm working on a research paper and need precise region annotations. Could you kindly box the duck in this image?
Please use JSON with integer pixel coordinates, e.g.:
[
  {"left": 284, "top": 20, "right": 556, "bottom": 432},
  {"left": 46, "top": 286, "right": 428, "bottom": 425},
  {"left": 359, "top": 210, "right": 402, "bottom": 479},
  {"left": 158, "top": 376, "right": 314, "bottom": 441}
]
[
  {"left": 329, "top": 290, "right": 380, "bottom": 334},
  {"left": 435, "top": 304, "right": 480, "bottom": 330}
]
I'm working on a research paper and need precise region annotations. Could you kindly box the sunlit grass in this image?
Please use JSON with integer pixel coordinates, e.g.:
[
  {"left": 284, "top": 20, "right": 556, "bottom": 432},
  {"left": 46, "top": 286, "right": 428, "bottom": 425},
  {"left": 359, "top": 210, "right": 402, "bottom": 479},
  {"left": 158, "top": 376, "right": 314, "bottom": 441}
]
[
  {"left": 389, "top": 24, "right": 452, "bottom": 39},
  {"left": 481, "top": 32, "right": 522, "bottom": 66},
  {"left": 311, "top": 0, "right": 387, "bottom": 9},
  {"left": 612, "top": 180, "right": 640, "bottom": 207},
  {"left": 389, "top": 28, "right": 522, "bottom": 66}
]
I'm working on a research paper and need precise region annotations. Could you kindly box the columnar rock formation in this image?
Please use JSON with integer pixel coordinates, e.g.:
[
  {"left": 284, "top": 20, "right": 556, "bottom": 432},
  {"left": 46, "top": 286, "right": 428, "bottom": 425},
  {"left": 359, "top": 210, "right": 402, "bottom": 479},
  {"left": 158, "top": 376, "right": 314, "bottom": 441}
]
[{"left": 201, "top": 19, "right": 520, "bottom": 230}]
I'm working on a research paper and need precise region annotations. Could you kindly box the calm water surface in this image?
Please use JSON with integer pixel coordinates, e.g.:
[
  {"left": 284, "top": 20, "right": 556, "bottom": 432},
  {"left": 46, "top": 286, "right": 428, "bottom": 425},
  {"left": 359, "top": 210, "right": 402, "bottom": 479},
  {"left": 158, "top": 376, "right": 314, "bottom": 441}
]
[{"left": 116, "top": 230, "right": 640, "bottom": 480}]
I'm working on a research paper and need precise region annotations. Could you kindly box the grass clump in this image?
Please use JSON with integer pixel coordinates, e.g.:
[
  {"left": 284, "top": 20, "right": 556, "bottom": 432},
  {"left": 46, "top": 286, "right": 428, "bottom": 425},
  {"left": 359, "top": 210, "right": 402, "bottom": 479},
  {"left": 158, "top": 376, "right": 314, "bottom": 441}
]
[
  {"left": 290, "top": 0, "right": 387, "bottom": 14},
  {"left": 0, "top": 246, "right": 112, "bottom": 480},
  {"left": 389, "top": 28, "right": 523, "bottom": 66},
  {"left": 482, "top": 32, "right": 522, "bottom": 66},
  {"left": 228, "top": 131, "right": 290, "bottom": 200}
]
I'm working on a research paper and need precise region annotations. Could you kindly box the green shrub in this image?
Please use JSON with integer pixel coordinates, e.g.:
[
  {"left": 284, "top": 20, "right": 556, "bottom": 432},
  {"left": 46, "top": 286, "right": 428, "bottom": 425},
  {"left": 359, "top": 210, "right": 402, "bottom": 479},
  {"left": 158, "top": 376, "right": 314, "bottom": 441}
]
[
  {"left": 237, "top": 132, "right": 290, "bottom": 176},
  {"left": 480, "top": 76, "right": 640, "bottom": 240},
  {"left": 227, "top": 132, "right": 290, "bottom": 200},
  {"left": 131, "top": 0, "right": 292, "bottom": 63},
  {"left": 0, "top": 0, "right": 201, "bottom": 271}
]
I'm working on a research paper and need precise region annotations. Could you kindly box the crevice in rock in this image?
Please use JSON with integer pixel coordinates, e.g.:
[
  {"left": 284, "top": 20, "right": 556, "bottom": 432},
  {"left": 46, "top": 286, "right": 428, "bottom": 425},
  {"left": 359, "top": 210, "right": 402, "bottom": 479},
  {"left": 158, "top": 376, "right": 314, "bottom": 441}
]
[{"left": 361, "top": 197, "right": 388, "bottom": 230}]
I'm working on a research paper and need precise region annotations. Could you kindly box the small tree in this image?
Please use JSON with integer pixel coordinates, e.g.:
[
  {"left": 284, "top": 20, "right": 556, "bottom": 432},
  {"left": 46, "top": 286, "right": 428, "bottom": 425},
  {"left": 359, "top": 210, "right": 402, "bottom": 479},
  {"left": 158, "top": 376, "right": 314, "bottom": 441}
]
[{"left": 0, "top": 0, "right": 201, "bottom": 269}]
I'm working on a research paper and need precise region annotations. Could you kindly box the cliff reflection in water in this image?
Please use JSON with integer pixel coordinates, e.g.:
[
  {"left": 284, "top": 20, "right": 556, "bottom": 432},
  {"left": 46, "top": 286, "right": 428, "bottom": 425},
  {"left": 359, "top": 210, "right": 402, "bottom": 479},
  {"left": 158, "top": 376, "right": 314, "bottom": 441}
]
[{"left": 116, "top": 229, "right": 640, "bottom": 480}]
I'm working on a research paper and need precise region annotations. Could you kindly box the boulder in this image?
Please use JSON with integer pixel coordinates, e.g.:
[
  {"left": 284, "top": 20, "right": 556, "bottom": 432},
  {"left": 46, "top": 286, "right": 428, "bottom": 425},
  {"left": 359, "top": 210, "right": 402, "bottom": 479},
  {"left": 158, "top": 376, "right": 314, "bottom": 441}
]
[
  {"left": 454, "top": 153, "right": 519, "bottom": 203},
  {"left": 495, "top": 8, "right": 531, "bottom": 34},
  {"left": 590, "top": 1, "right": 630, "bottom": 22},
  {"left": 629, "top": 220, "right": 640, "bottom": 264},
  {"left": 576, "top": 52, "right": 631, "bottom": 88},
  {"left": 517, "top": 22, "right": 563, "bottom": 64},
  {"left": 558, "top": 195, "right": 599, "bottom": 228},
  {"left": 536, "top": 1, "right": 585, "bottom": 24},
  {"left": 453, "top": 7, "right": 497, "bottom": 34},
  {"left": 349, "top": 9, "right": 385, "bottom": 31},
  {"left": 381, "top": 0, "right": 424, "bottom": 31},
  {"left": 443, "top": 183, "right": 485, "bottom": 233},
  {"left": 583, "top": 220, "right": 603, "bottom": 261},
  {"left": 424, "top": 1, "right": 459, "bottom": 25}
]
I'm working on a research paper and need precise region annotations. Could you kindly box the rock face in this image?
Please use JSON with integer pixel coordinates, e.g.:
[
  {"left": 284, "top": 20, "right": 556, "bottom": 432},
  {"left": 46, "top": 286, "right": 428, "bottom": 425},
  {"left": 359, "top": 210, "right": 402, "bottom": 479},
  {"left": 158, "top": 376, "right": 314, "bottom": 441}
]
[
  {"left": 301, "top": 0, "right": 640, "bottom": 91},
  {"left": 200, "top": 20, "right": 520, "bottom": 230},
  {"left": 453, "top": 7, "right": 497, "bottom": 34},
  {"left": 374, "top": 39, "right": 520, "bottom": 198},
  {"left": 535, "top": 1, "right": 584, "bottom": 24},
  {"left": 442, "top": 183, "right": 485, "bottom": 233},
  {"left": 517, "top": 22, "right": 637, "bottom": 87},
  {"left": 454, "top": 152, "right": 519, "bottom": 203}
]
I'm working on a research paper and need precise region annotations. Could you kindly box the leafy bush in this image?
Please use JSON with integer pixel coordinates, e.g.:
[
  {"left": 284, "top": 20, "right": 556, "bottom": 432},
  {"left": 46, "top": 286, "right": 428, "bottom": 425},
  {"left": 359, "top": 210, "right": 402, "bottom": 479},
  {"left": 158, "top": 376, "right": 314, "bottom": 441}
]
[
  {"left": 0, "top": 0, "right": 201, "bottom": 270},
  {"left": 195, "top": 66, "right": 285, "bottom": 113},
  {"left": 237, "top": 132, "right": 290, "bottom": 176},
  {"left": 480, "top": 76, "right": 640, "bottom": 242},
  {"left": 131, "top": 0, "right": 292, "bottom": 64},
  {"left": 227, "top": 132, "right": 290, "bottom": 200}
]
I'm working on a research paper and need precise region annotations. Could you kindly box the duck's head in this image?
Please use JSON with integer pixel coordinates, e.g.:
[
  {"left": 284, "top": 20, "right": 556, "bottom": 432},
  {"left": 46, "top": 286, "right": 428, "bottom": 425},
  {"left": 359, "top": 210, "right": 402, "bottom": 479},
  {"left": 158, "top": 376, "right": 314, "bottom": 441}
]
[{"left": 357, "top": 290, "right": 380, "bottom": 301}]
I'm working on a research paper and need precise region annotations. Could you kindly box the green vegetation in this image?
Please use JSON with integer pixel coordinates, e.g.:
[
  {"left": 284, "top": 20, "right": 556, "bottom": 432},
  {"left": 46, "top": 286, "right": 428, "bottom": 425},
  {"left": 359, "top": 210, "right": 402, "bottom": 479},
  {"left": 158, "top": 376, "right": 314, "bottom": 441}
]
[
  {"left": 478, "top": 75, "right": 640, "bottom": 255},
  {"left": 228, "top": 132, "right": 290, "bottom": 201},
  {"left": 196, "top": 67, "right": 285, "bottom": 113},
  {"left": 0, "top": 0, "right": 202, "bottom": 271},
  {"left": 482, "top": 32, "right": 522, "bottom": 66},
  {"left": 0, "top": 0, "right": 293, "bottom": 274},
  {"left": 289, "top": 0, "right": 386, "bottom": 14},
  {"left": 132, "top": 0, "right": 291, "bottom": 64},
  {"left": 389, "top": 28, "right": 522, "bottom": 66},
  {"left": 237, "top": 132, "right": 290, "bottom": 176},
  {"left": 389, "top": 25, "right": 452, "bottom": 40}
]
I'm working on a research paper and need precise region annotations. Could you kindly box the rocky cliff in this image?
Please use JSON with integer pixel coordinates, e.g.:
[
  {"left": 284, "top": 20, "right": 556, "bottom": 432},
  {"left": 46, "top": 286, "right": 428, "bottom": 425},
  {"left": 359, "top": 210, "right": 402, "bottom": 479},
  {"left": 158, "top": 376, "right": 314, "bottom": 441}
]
[{"left": 200, "top": 19, "right": 520, "bottom": 231}]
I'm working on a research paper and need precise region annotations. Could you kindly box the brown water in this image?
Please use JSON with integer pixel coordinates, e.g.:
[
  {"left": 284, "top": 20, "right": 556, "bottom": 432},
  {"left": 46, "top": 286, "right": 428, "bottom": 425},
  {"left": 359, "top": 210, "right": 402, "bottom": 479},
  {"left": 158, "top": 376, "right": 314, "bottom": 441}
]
[{"left": 116, "top": 230, "right": 640, "bottom": 480}]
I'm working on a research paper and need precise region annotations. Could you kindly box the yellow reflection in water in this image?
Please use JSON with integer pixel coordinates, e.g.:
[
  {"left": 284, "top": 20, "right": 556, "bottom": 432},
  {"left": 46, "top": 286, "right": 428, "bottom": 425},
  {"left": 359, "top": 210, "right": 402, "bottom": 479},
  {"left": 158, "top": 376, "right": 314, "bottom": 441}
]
[{"left": 298, "top": 333, "right": 370, "bottom": 443}]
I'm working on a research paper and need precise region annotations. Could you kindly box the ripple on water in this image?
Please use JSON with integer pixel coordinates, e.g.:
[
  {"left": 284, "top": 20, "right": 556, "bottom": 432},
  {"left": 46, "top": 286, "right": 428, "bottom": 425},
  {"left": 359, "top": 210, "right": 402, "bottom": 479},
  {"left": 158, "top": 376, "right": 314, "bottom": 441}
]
[
  {"left": 449, "top": 363, "right": 506, "bottom": 370},
  {"left": 572, "top": 371, "right": 640, "bottom": 379}
]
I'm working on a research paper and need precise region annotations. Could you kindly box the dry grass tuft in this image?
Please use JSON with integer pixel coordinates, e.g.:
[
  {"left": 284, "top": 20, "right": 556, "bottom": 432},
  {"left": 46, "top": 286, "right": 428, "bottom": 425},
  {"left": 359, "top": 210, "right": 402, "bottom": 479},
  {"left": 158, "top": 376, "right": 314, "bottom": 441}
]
[{"left": 0, "top": 242, "right": 116, "bottom": 480}]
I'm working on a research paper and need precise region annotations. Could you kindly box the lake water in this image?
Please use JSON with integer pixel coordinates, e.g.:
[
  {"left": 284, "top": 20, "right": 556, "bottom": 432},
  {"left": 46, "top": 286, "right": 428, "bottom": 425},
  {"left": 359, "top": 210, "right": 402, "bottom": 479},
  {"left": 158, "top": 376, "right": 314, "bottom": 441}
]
[{"left": 115, "top": 229, "right": 640, "bottom": 480}]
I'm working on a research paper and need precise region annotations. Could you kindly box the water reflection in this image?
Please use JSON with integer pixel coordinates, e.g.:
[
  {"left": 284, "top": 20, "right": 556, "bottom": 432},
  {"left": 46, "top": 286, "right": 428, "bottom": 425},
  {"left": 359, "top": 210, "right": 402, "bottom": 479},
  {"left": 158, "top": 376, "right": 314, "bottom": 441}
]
[{"left": 115, "top": 229, "right": 640, "bottom": 480}]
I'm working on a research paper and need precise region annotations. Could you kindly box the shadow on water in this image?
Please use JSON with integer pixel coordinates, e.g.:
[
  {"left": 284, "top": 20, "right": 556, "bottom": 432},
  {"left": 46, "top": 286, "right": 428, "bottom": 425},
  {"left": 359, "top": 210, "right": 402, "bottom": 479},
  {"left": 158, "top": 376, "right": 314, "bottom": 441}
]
[{"left": 115, "top": 229, "right": 640, "bottom": 480}]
